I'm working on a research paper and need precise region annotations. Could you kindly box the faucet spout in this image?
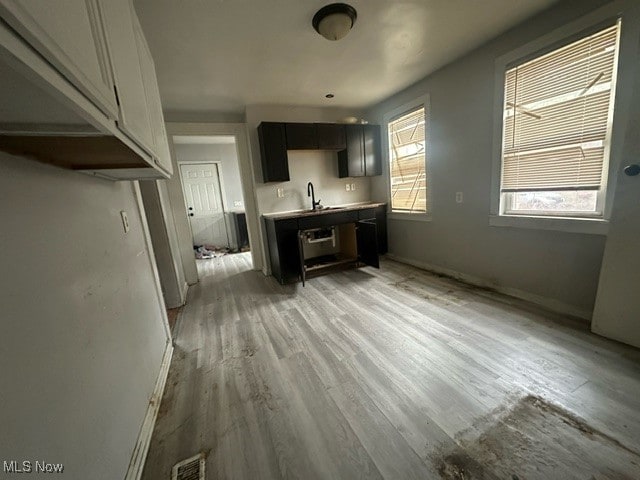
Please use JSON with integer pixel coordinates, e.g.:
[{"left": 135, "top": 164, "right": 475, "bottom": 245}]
[{"left": 307, "top": 182, "right": 320, "bottom": 210}]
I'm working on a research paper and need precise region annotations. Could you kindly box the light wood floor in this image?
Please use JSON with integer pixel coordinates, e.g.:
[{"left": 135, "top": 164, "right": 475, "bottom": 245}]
[{"left": 142, "top": 253, "right": 640, "bottom": 479}]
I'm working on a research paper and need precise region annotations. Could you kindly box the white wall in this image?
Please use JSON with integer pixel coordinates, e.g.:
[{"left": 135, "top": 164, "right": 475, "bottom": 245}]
[
  {"left": 0, "top": 154, "right": 169, "bottom": 479},
  {"left": 244, "top": 105, "right": 372, "bottom": 273},
  {"left": 366, "top": 0, "right": 616, "bottom": 319},
  {"left": 174, "top": 143, "right": 245, "bottom": 212}
]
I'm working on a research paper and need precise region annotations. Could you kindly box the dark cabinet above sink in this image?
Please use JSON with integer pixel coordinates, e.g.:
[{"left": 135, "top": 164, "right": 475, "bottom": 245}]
[{"left": 257, "top": 121, "right": 381, "bottom": 183}]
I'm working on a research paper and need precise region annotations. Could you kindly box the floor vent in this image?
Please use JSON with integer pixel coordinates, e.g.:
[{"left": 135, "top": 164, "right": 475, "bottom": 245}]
[{"left": 171, "top": 453, "right": 205, "bottom": 480}]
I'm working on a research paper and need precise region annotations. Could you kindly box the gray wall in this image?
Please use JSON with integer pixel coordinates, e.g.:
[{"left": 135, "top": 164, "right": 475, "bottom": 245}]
[
  {"left": 0, "top": 154, "right": 169, "bottom": 479},
  {"left": 244, "top": 105, "right": 370, "bottom": 273},
  {"left": 366, "top": 0, "right": 614, "bottom": 319}
]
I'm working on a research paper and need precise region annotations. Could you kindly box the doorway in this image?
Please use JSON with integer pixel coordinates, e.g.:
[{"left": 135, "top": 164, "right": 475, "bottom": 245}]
[
  {"left": 173, "top": 134, "right": 251, "bottom": 261},
  {"left": 180, "top": 162, "right": 228, "bottom": 252}
]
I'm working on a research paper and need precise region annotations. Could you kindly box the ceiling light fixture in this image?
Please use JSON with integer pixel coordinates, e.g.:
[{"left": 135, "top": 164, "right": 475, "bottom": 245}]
[{"left": 312, "top": 3, "right": 357, "bottom": 41}]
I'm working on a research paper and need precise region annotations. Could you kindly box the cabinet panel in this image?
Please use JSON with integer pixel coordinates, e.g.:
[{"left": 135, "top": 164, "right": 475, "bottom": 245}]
[
  {"left": 258, "top": 122, "right": 289, "bottom": 182},
  {"left": 338, "top": 124, "right": 364, "bottom": 178},
  {"left": 363, "top": 124, "right": 382, "bottom": 176},
  {"left": 132, "top": 12, "right": 172, "bottom": 174},
  {"left": 358, "top": 208, "right": 376, "bottom": 220},
  {"left": 374, "top": 205, "right": 388, "bottom": 254},
  {"left": 285, "top": 123, "right": 318, "bottom": 150},
  {"left": 0, "top": 0, "right": 118, "bottom": 119},
  {"left": 98, "top": 0, "right": 155, "bottom": 155},
  {"left": 297, "top": 210, "right": 358, "bottom": 230},
  {"left": 356, "top": 220, "right": 379, "bottom": 268},
  {"left": 317, "top": 123, "right": 346, "bottom": 150}
]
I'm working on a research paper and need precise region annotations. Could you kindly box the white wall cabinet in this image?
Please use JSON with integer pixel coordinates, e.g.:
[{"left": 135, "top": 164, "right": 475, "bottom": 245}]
[
  {"left": 0, "top": 0, "right": 171, "bottom": 180},
  {"left": 0, "top": 0, "right": 118, "bottom": 120},
  {"left": 132, "top": 12, "right": 173, "bottom": 175}
]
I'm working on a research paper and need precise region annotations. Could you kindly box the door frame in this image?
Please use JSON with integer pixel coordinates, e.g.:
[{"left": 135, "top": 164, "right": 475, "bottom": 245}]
[
  {"left": 164, "top": 123, "right": 259, "bottom": 284},
  {"left": 178, "top": 161, "right": 230, "bottom": 248}
]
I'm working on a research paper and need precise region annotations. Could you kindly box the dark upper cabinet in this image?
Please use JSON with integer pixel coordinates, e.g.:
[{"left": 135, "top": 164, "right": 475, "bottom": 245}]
[
  {"left": 285, "top": 123, "right": 318, "bottom": 150},
  {"left": 363, "top": 124, "right": 382, "bottom": 176},
  {"left": 338, "top": 125, "right": 365, "bottom": 177},
  {"left": 316, "top": 123, "right": 346, "bottom": 150},
  {"left": 338, "top": 124, "right": 382, "bottom": 178},
  {"left": 258, "top": 122, "right": 289, "bottom": 182}
]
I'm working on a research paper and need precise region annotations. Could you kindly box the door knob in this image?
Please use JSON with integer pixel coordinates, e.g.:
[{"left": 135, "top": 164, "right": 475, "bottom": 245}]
[
  {"left": 188, "top": 207, "right": 194, "bottom": 210},
  {"left": 623, "top": 164, "right": 640, "bottom": 176},
  {"left": 189, "top": 213, "right": 194, "bottom": 217}
]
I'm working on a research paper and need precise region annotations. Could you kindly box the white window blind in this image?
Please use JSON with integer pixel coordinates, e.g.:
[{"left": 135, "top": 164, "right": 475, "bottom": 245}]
[
  {"left": 389, "top": 107, "right": 427, "bottom": 212},
  {"left": 501, "top": 23, "right": 619, "bottom": 193}
]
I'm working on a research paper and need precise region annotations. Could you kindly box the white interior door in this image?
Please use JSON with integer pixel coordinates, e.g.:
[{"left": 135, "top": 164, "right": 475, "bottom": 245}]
[
  {"left": 180, "top": 163, "right": 228, "bottom": 249},
  {"left": 591, "top": 49, "right": 640, "bottom": 348}
]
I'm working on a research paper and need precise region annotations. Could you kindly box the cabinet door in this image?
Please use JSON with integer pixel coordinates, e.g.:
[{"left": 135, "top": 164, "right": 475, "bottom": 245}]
[
  {"left": 132, "top": 13, "right": 172, "bottom": 174},
  {"left": 363, "top": 124, "right": 382, "bottom": 176},
  {"left": 285, "top": 123, "right": 318, "bottom": 150},
  {"left": 0, "top": 0, "right": 118, "bottom": 119},
  {"left": 258, "top": 122, "right": 289, "bottom": 182},
  {"left": 338, "top": 125, "right": 364, "bottom": 178},
  {"left": 374, "top": 205, "right": 388, "bottom": 254},
  {"left": 97, "top": 0, "right": 155, "bottom": 156},
  {"left": 317, "top": 123, "right": 346, "bottom": 150},
  {"left": 356, "top": 220, "right": 379, "bottom": 268},
  {"left": 298, "top": 230, "right": 306, "bottom": 286}
]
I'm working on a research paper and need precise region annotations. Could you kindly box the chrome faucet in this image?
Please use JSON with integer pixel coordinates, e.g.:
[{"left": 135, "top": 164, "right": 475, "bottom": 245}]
[{"left": 307, "top": 182, "right": 321, "bottom": 210}]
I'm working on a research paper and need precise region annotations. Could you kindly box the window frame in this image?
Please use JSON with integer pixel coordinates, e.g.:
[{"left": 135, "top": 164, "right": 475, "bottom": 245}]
[
  {"left": 489, "top": 2, "right": 639, "bottom": 235},
  {"left": 383, "top": 94, "right": 431, "bottom": 222}
]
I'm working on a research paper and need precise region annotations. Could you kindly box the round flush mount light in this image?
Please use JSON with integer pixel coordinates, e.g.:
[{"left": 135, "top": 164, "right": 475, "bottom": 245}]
[
  {"left": 313, "top": 3, "right": 357, "bottom": 41},
  {"left": 325, "top": 93, "right": 335, "bottom": 98}
]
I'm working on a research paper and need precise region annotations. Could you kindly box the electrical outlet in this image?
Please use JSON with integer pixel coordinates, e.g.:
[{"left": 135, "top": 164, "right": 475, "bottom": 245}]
[
  {"left": 455, "top": 192, "right": 464, "bottom": 204},
  {"left": 120, "top": 211, "right": 130, "bottom": 233},
  {"left": 234, "top": 201, "right": 243, "bottom": 207},
  {"left": 276, "top": 187, "right": 284, "bottom": 198},
  {"left": 346, "top": 184, "right": 351, "bottom": 191},
  {"left": 351, "top": 183, "right": 356, "bottom": 191}
]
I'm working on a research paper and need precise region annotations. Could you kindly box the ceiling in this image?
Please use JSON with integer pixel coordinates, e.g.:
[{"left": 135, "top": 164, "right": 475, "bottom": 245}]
[{"left": 133, "top": 0, "right": 557, "bottom": 115}]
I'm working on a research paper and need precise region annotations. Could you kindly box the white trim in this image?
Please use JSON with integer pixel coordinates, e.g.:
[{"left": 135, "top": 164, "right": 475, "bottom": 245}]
[
  {"left": 388, "top": 212, "right": 432, "bottom": 222},
  {"left": 489, "top": 1, "right": 640, "bottom": 230},
  {"left": 133, "top": 181, "right": 172, "bottom": 339},
  {"left": 488, "top": 214, "right": 609, "bottom": 235},
  {"left": 385, "top": 253, "right": 592, "bottom": 321},
  {"left": 381, "top": 94, "right": 431, "bottom": 218},
  {"left": 124, "top": 340, "right": 174, "bottom": 480},
  {"left": 181, "top": 281, "right": 189, "bottom": 306}
]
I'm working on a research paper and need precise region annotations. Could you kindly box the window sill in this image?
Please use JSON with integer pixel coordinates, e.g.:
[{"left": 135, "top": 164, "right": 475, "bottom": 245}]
[
  {"left": 489, "top": 214, "right": 609, "bottom": 235},
  {"left": 388, "top": 211, "right": 432, "bottom": 222}
]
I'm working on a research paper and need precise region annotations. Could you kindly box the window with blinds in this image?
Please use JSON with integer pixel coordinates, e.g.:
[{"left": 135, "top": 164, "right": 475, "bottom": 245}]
[
  {"left": 500, "top": 22, "right": 620, "bottom": 216},
  {"left": 388, "top": 107, "right": 427, "bottom": 213}
]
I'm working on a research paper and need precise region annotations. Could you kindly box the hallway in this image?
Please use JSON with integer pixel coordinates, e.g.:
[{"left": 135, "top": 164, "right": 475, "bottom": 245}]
[{"left": 142, "top": 253, "right": 640, "bottom": 479}]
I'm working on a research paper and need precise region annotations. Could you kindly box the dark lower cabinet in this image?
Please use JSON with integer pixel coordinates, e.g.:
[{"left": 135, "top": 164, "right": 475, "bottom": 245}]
[
  {"left": 356, "top": 220, "right": 379, "bottom": 268},
  {"left": 338, "top": 124, "right": 382, "bottom": 178},
  {"left": 258, "top": 122, "right": 289, "bottom": 182},
  {"left": 264, "top": 218, "right": 300, "bottom": 284},
  {"left": 264, "top": 205, "right": 388, "bottom": 285}
]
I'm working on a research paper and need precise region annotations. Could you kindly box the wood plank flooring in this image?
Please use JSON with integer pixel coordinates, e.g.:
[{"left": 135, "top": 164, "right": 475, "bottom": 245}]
[{"left": 142, "top": 253, "right": 640, "bottom": 479}]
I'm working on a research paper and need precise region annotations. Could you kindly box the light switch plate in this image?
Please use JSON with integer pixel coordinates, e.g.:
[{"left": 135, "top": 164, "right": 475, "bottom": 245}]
[
  {"left": 455, "top": 192, "right": 464, "bottom": 204},
  {"left": 120, "top": 211, "right": 130, "bottom": 233},
  {"left": 276, "top": 188, "right": 284, "bottom": 198},
  {"left": 351, "top": 183, "right": 356, "bottom": 191},
  {"left": 346, "top": 184, "right": 351, "bottom": 191},
  {"left": 234, "top": 201, "right": 243, "bottom": 207}
]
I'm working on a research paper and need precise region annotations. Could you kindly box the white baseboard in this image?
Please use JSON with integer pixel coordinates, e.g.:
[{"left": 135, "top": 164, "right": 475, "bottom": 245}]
[
  {"left": 181, "top": 281, "right": 189, "bottom": 306},
  {"left": 125, "top": 340, "right": 174, "bottom": 480},
  {"left": 385, "top": 253, "right": 592, "bottom": 321}
]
